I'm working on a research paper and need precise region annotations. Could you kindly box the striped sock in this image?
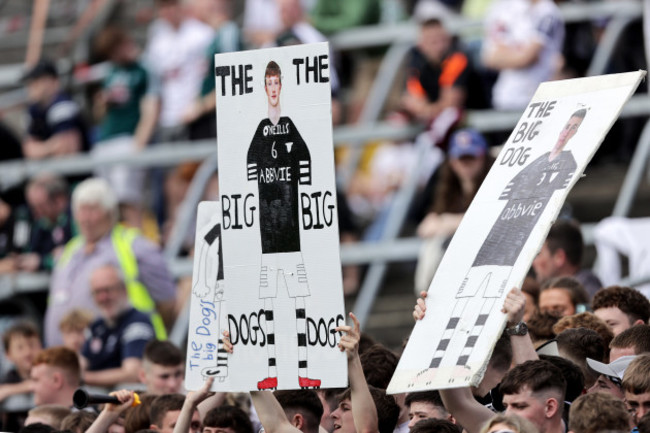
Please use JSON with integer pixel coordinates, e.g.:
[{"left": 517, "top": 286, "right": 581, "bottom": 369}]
[
  {"left": 296, "top": 297, "right": 308, "bottom": 377},
  {"left": 456, "top": 298, "right": 496, "bottom": 366},
  {"left": 265, "top": 298, "right": 277, "bottom": 378},
  {"left": 430, "top": 298, "right": 469, "bottom": 368}
]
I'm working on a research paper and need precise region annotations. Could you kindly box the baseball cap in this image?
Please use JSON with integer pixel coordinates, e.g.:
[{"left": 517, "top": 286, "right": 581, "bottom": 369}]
[
  {"left": 448, "top": 128, "right": 488, "bottom": 159},
  {"left": 22, "top": 59, "right": 58, "bottom": 82},
  {"left": 586, "top": 355, "right": 637, "bottom": 380},
  {"left": 414, "top": 1, "right": 453, "bottom": 23},
  {"left": 536, "top": 339, "right": 560, "bottom": 356}
]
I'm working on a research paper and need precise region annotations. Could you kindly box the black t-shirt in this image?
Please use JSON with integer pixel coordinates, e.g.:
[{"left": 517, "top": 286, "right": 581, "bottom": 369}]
[
  {"left": 473, "top": 151, "right": 577, "bottom": 267},
  {"left": 27, "top": 92, "right": 90, "bottom": 152},
  {"left": 247, "top": 117, "right": 311, "bottom": 254},
  {"left": 82, "top": 308, "right": 154, "bottom": 371},
  {"left": 28, "top": 207, "right": 74, "bottom": 270},
  {"left": 0, "top": 368, "right": 22, "bottom": 385},
  {"left": 406, "top": 46, "right": 470, "bottom": 103}
]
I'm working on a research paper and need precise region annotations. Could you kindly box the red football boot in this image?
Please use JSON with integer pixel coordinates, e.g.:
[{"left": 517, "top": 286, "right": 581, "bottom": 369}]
[
  {"left": 257, "top": 377, "right": 278, "bottom": 390},
  {"left": 299, "top": 377, "right": 321, "bottom": 389}
]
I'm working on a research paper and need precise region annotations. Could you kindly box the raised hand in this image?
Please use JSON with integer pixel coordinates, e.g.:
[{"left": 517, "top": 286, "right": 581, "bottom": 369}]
[
  {"left": 413, "top": 291, "right": 428, "bottom": 321},
  {"left": 222, "top": 330, "right": 233, "bottom": 353},
  {"left": 501, "top": 287, "right": 526, "bottom": 325},
  {"left": 336, "top": 312, "right": 360, "bottom": 359}
]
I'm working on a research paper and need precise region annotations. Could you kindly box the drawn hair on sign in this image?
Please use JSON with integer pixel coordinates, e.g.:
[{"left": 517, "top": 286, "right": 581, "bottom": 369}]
[
  {"left": 572, "top": 108, "right": 587, "bottom": 119},
  {"left": 262, "top": 60, "right": 283, "bottom": 89},
  {"left": 265, "top": 61, "right": 282, "bottom": 84}
]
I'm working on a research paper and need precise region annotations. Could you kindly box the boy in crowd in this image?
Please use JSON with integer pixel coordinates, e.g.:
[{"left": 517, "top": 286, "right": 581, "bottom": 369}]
[
  {"left": 30, "top": 347, "right": 81, "bottom": 407},
  {"left": 202, "top": 406, "right": 254, "bottom": 433},
  {"left": 0, "top": 321, "right": 42, "bottom": 401},
  {"left": 532, "top": 219, "right": 602, "bottom": 297},
  {"left": 23, "top": 405, "right": 70, "bottom": 430},
  {"left": 441, "top": 360, "right": 566, "bottom": 433},
  {"left": 609, "top": 324, "right": 650, "bottom": 360},
  {"left": 538, "top": 277, "right": 589, "bottom": 317},
  {"left": 568, "top": 392, "right": 631, "bottom": 433},
  {"left": 622, "top": 353, "right": 650, "bottom": 427},
  {"left": 59, "top": 309, "right": 93, "bottom": 355},
  {"left": 592, "top": 286, "right": 650, "bottom": 336},
  {"left": 139, "top": 340, "right": 184, "bottom": 395},
  {"left": 150, "top": 393, "right": 200, "bottom": 432},
  {"left": 405, "top": 391, "right": 455, "bottom": 429},
  {"left": 274, "top": 390, "right": 323, "bottom": 433},
  {"left": 1, "top": 322, "right": 42, "bottom": 431}
]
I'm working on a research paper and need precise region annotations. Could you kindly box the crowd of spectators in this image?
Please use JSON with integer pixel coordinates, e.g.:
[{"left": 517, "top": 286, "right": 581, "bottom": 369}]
[
  {"left": 0, "top": 0, "right": 649, "bottom": 432},
  {"left": 1, "top": 280, "right": 650, "bottom": 433}
]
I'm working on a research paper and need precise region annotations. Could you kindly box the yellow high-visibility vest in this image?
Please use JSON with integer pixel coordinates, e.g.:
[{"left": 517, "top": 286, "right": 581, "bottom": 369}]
[{"left": 59, "top": 224, "right": 167, "bottom": 340}]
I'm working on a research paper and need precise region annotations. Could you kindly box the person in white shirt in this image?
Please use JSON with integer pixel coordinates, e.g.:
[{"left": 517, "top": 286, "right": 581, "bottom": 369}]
[
  {"left": 482, "top": 0, "right": 564, "bottom": 111},
  {"left": 144, "top": 0, "right": 214, "bottom": 141}
]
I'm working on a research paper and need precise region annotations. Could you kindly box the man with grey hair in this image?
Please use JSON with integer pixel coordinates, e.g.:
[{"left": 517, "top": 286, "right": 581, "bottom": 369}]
[{"left": 44, "top": 177, "right": 175, "bottom": 347}]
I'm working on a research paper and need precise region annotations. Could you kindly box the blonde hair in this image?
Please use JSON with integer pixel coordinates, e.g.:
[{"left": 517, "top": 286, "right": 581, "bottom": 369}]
[
  {"left": 27, "top": 404, "right": 72, "bottom": 429},
  {"left": 480, "top": 414, "right": 539, "bottom": 433},
  {"left": 59, "top": 309, "right": 94, "bottom": 332},
  {"left": 623, "top": 353, "right": 650, "bottom": 394},
  {"left": 569, "top": 392, "right": 630, "bottom": 433}
]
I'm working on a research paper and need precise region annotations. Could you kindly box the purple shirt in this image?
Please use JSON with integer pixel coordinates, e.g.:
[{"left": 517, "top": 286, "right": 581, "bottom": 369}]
[{"left": 45, "top": 229, "right": 175, "bottom": 347}]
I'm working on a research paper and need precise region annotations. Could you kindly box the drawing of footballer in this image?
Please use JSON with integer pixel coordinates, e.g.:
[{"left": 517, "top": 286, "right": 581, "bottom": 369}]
[
  {"left": 246, "top": 60, "right": 320, "bottom": 390},
  {"left": 429, "top": 107, "right": 587, "bottom": 370},
  {"left": 192, "top": 210, "right": 229, "bottom": 381}
]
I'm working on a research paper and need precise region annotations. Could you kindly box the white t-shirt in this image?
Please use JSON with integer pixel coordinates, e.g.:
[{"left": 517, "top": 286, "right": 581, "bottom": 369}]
[
  {"left": 244, "top": 0, "right": 282, "bottom": 35},
  {"left": 484, "top": 0, "right": 564, "bottom": 110},
  {"left": 393, "top": 420, "right": 410, "bottom": 433},
  {"left": 145, "top": 18, "right": 214, "bottom": 127}
]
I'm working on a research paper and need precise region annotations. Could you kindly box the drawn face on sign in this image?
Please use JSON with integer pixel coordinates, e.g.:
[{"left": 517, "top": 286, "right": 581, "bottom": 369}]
[
  {"left": 553, "top": 112, "right": 585, "bottom": 153},
  {"left": 265, "top": 74, "right": 282, "bottom": 108}
]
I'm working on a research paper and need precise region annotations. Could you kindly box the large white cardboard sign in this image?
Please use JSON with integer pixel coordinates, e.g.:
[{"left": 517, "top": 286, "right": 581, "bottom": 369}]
[
  {"left": 202, "top": 42, "right": 347, "bottom": 391},
  {"left": 388, "top": 71, "right": 646, "bottom": 393}
]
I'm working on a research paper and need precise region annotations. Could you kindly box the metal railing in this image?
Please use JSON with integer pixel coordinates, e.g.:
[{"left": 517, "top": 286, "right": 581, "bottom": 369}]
[
  {"left": 328, "top": 0, "right": 642, "bottom": 51},
  {"left": 0, "top": 0, "right": 647, "bottom": 335},
  {"left": 2, "top": 90, "right": 650, "bottom": 332}
]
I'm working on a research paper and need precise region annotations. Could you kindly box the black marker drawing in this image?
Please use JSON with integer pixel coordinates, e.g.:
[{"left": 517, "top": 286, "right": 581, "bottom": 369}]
[
  {"left": 192, "top": 219, "right": 229, "bottom": 381},
  {"left": 247, "top": 60, "right": 319, "bottom": 390},
  {"left": 430, "top": 108, "right": 586, "bottom": 369}
]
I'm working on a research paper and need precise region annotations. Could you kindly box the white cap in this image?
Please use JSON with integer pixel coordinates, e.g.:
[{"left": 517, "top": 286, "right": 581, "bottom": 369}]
[
  {"left": 586, "top": 355, "right": 637, "bottom": 380},
  {"left": 413, "top": 1, "right": 454, "bottom": 23},
  {"left": 536, "top": 340, "right": 560, "bottom": 356}
]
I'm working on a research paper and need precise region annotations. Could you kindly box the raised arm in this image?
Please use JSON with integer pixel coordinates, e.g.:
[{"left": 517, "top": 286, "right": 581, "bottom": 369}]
[
  {"left": 86, "top": 389, "right": 136, "bottom": 433},
  {"left": 336, "top": 312, "right": 379, "bottom": 433},
  {"left": 250, "top": 391, "right": 302, "bottom": 433},
  {"left": 220, "top": 330, "right": 316, "bottom": 433},
  {"left": 502, "top": 287, "right": 538, "bottom": 364},
  {"left": 133, "top": 95, "right": 160, "bottom": 150},
  {"left": 0, "top": 381, "right": 33, "bottom": 402},
  {"left": 439, "top": 387, "right": 494, "bottom": 433},
  {"left": 174, "top": 376, "right": 215, "bottom": 433}
]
